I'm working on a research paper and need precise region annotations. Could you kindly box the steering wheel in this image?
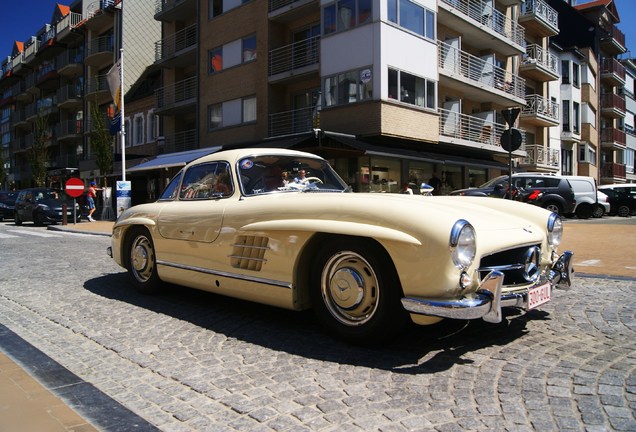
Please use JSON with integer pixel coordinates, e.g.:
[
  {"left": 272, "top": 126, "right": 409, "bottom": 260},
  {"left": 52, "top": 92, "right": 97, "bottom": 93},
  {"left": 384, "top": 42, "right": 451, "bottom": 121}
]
[{"left": 302, "top": 177, "right": 323, "bottom": 184}]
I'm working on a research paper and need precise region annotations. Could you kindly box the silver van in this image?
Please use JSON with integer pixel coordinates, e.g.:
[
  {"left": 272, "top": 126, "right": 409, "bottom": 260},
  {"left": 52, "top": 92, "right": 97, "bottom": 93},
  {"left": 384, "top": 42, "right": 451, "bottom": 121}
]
[{"left": 563, "top": 176, "right": 602, "bottom": 219}]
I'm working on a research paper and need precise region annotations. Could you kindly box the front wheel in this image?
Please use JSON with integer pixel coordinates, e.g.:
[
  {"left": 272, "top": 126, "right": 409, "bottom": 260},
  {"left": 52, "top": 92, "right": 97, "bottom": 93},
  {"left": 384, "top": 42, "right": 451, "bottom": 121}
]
[
  {"left": 126, "top": 227, "right": 161, "bottom": 294},
  {"left": 575, "top": 203, "right": 593, "bottom": 219},
  {"left": 592, "top": 204, "right": 605, "bottom": 218},
  {"left": 543, "top": 202, "right": 563, "bottom": 215},
  {"left": 310, "top": 238, "right": 407, "bottom": 344}
]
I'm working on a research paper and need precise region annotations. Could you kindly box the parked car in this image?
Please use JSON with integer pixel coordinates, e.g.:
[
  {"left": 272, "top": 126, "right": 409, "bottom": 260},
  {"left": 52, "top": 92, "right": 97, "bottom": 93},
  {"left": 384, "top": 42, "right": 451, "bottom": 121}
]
[
  {"left": 562, "top": 175, "right": 600, "bottom": 219},
  {"left": 0, "top": 191, "right": 17, "bottom": 221},
  {"left": 598, "top": 184, "right": 636, "bottom": 217},
  {"left": 594, "top": 190, "right": 611, "bottom": 218},
  {"left": 451, "top": 173, "right": 577, "bottom": 216},
  {"left": 108, "top": 149, "right": 573, "bottom": 344},
  {"left": 14, "top": 188, "right": 82, "bottom": 225}
]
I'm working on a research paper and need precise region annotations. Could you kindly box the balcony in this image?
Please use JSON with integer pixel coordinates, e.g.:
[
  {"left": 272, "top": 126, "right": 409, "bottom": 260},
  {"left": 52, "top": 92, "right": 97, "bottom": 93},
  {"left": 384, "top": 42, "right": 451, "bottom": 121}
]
[
  {"left": 438, "top": 0, "right": 525, "bottom": 56},
  {"left": 269, "top": 106, "right": 318, "bottom": 137},
  {"left": 10, "top": 52, "right": 25, "bottom": 74},
  {"left": 268, "top": 0, "right": 317, "bottom": 21},
  {"left": 56, "top": 12, "right": 84, "bottom": 42},
  {"left": 518, "top": 0, "right": 558, "bottom": 37},
  {"left": 599, "top": 25, "right": 626, "bottom": 56},
  {"left": 158, "top": 129, "right": 198, "bottom": 153},
  {"left": 600, "top": 93, "right": 626, "bottom": 118},
  {"left": 155, "top": 76, "right": 197, "bottom": 115},
  {"left": 57, "top": 84, "right": 84, "bottom": 109},
  {"left": 86, "top": 74, "right": 111, "bottom": 104},
  {"left": 12, "top": 109, "right": 28, "bottom": 128},
  {"left": 438, "top": 108, "right": 522, "bottom": 155},
  {"left": 155, "top": 0, "right": 196, "bottom": 22},
  {"left": 520, "top": 44, "right": 559, "bottom": 83},
  {"left": 85, "top": 36, "right": 114, "bottom": 67},
  {"left": 438, "top": 41, "right": 525, "bottom": 105},
  {"left": 600, "top": 58, "right": 626, "bottom": 87},
  {"left": 601, "top": 162, "right": 626, "bottom": 182},
  {"left": 35, "top": 63, "right": 60, "bottom": 90},
  {"left": 25, "top": 72, "right": 38, "bottom": 94},
  {"left": 11, "top": 81, "right": 29, "bottom": 103},
  {"left": 57, "top": 48, "right": 84, "bottom": 77},
  {"left": 269, "top": 36, "right": 320, "bottom": 82},
  {"left": 84, "top": 0, "right": 116, "bottom": 31},
  {"left": 23, "top": 39, "right": 40, "bottom": 64},
  {"left": 601, "top": 127, "right": 626, "bottom": 150},
  {"left": 521, "top": 144, "right": 560, "bottom": 170},
  {"left": 521, "top": 94, "right": 559, "bottom": 127},
  {"left": 154, "top": 24, "right": 197, "bottom": 68},
  {"left": 55, "top": 119, "right": 84, "bottom": 142}
]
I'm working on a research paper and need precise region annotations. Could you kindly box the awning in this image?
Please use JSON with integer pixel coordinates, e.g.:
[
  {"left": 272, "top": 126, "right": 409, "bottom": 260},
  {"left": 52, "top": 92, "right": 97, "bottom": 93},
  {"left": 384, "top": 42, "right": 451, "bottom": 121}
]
[{"left": 126, "top": 147, "right": 221, "bottom": 173}]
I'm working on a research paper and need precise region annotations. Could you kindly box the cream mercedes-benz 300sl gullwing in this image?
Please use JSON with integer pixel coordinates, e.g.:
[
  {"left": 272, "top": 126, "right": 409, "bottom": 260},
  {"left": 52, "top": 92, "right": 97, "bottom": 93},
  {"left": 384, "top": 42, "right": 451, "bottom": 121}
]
[{"left": 108, "top": 148, "right": 573, "bottom": 343}]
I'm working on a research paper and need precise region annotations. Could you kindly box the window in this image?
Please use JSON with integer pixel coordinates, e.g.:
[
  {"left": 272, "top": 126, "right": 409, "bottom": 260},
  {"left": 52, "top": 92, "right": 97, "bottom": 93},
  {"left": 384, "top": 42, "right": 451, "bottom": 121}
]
[
  {"left": 209, "top": 0, "right": 250, "bottom": 18},
  {"left": 209, "top": 35, "right": 257, "bottom": 74},
  {"left": 208, "top": 96, "right": 257, "bottom": 130},
  {"left": 324, "top": 67, "right": 373, "bottom": 106},
  {"left": 572, "top": 63, "right": 580, "bottom": 88},
  {"left": 561, "top": 60, "right": 570, "bottom": 84},
  {"left": 562, "top": 100, "right": 570, "bottom": 132},
  {"left": 561, "top": 149, "right": 573, "bottom": 175},
  {"left": 146, "top": 110, "right": 158, "bottom": 143},
  {"left": 578, "top": 142, "right": 597, "bottom": 165},
  {"left": 133, "top": 114, "right": 144, "bottom": 145},
  {"left": 124, "top": 118, "right": 131, "bottom": 147},
  {"left": 573, "top": 102, "right": 580, "bottom": 134},
  {"left": 388, "top": 0, "right": 435, "bottom": 39},
  {"left": 180, "top": 162, "right": 233, "bottom": 199},
  {"left": 323, "top": 0, "right": 373, "bottom": 35},
  {"left": 387, "top": 68, "right": 436, "bottom": 109}
]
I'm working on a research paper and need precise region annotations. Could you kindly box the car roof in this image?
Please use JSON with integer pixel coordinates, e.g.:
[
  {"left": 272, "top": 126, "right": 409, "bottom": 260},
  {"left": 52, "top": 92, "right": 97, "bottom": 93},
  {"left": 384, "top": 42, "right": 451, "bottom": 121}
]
[{"left": 184, "top": 148, "right": 326, "bottom": 170}]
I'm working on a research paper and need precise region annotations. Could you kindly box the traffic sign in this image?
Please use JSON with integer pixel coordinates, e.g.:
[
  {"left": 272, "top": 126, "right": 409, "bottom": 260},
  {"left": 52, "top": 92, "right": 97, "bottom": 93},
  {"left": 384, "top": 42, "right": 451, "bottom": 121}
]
[
  {"left": 502, "top": 108, "right": 521, "bottom": 127},
  {"left": 500, "top": 128, "right": 523, "bottom": 152},
  {"left": 65, "top": 177, "right": 85, "bottom": 198}
]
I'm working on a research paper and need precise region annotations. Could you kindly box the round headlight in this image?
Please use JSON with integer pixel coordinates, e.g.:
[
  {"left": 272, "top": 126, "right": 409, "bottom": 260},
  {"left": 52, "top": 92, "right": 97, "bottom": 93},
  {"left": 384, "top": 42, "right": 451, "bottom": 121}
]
[
  {"left": 547, "top": 213, "right": 562, "bottom": 247},
  {"left": 450, "top": 220, "right": 476, "bottom": 269}
]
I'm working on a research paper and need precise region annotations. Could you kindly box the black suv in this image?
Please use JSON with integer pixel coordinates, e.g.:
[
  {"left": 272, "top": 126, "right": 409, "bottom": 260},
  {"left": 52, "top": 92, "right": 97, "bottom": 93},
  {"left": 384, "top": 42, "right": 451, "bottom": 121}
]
[
  {"left": 14, "top": 188, "right": 81, "bottom": 225},
  {"left": 451, "top": 174, "right": 576, "bottom": 215}
]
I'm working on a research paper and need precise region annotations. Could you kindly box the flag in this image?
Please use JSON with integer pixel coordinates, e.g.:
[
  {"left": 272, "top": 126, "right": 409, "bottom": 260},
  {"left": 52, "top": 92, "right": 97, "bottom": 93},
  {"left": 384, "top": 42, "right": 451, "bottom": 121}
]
[
  {"left": 106, "top": 59, "right": 121, "bottom": 111},
  {"left": 109, "top": 112, "right": 121, "bottom": 136}
]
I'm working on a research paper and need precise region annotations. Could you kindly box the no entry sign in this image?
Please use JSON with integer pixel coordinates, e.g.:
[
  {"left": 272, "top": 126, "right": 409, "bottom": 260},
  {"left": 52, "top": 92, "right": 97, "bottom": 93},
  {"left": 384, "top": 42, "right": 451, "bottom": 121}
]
[{"left": 65, "top": 177, "right": 85, "bottom": 198}]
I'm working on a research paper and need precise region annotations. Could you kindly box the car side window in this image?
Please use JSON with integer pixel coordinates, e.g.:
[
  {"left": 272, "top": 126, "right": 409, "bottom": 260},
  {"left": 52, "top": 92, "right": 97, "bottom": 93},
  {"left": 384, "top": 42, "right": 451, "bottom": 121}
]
[
  {"left": 159, "top": 172, "right": 183, "bottom": 201},
  {"left": 180, "top": 162, "right": 233, "bottom": 200}
]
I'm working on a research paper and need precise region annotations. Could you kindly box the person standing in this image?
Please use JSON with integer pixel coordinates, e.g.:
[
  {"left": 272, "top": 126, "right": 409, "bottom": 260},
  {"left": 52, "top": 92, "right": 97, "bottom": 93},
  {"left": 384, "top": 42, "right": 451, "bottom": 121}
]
[
  {"left": 86, "top": 181, "right": 102, "bottom": 222},
  {"left": 428, "top": 172, "right": 442, "bottom": 196}
]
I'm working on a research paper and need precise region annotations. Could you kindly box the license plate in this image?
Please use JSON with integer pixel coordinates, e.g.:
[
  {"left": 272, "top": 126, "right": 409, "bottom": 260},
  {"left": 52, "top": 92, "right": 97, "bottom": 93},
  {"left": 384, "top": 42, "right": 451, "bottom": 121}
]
[{"left": 527, "top": 283, "right": 551, "bottom": 310}]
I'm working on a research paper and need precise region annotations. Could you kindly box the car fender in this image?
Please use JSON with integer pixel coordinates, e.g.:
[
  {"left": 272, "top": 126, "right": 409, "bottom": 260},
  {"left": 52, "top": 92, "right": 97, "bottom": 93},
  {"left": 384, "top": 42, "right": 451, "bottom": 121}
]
[{"left": 241, "top": 219, "right": 422, "bottom": 246}]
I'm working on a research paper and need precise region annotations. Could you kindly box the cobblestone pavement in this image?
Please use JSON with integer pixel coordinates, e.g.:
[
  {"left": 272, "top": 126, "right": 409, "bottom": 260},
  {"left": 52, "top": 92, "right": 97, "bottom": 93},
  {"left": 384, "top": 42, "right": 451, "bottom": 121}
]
[{"left": 0, "top": 226, "right": 634, "bottom": 431}]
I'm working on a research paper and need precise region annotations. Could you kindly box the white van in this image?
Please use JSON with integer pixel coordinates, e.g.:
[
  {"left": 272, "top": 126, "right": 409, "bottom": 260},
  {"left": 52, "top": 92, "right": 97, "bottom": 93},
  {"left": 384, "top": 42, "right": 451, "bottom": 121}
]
[{"left": 563, "top": 176, "right": 602, "bottom": 219}]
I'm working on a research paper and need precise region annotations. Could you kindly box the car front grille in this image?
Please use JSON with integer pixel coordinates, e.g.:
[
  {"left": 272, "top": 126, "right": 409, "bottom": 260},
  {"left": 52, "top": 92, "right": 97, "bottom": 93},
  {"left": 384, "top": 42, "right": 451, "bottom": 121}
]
[{"left": 478, "top": 244, "right": 542, "bottom": 287}]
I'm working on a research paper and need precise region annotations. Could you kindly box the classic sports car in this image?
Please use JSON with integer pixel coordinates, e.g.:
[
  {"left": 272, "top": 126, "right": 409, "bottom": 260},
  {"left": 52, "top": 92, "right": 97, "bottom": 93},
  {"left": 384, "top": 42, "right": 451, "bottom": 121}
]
[{"left": 108, "top": 148, "right": 574, "bottom": 343}]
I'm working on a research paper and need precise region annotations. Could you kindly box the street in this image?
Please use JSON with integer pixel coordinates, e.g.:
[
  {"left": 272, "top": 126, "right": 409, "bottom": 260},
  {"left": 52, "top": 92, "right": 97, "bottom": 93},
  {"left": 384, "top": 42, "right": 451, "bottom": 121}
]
[{"left": 0, "top": 221, "right": 634, "bottom": 431}]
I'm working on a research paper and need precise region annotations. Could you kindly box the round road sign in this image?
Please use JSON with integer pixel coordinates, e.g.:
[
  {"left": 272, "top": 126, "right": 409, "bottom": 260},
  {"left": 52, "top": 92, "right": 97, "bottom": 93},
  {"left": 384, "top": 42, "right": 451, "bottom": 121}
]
[{"left": 65, "top": 177, "right": 85, "bottom": 198}]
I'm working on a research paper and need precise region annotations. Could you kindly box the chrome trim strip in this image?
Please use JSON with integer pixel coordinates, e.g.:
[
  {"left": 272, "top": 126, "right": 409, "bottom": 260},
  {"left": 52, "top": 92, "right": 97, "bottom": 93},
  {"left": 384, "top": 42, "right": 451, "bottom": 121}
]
[{"left": 156, "top": 260, "right": 292, "bottom": 289}]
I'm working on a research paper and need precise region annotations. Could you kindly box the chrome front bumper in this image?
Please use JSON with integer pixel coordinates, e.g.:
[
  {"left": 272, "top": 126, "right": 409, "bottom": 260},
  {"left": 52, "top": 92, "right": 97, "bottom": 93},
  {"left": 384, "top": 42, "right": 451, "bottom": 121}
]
[{"left": 401, "top": 251, "right": 574, "bottom": 324}]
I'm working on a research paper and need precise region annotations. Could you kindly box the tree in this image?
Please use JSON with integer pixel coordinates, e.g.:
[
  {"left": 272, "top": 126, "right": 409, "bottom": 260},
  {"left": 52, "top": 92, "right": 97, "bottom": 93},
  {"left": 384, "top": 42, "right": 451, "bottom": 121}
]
[
  {"left": 27, "top": 114, "right": 50, "bottom": 187},
  {"left": 90, "top": 103, "right": 113, "bottom": 187}
]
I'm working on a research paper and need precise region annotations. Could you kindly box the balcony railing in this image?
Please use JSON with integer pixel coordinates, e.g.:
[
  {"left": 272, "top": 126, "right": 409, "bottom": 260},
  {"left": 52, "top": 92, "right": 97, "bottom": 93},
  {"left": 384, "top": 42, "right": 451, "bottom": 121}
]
[
  {"left": 41, "top": 26, "right": 56, "bottom": 46},
  {"left": 438, "top": 41, "right": 525, "bottom": 99},
  {"left": 155, "top": 0, "right": 193, "bottom": 15},
  {"left": 522, "top": 144, "right": 559, "bottom": 168},
  {"left": 269, "top": 36, "right": 320, "bottom": 76},
  {"left": 520, "top": 0, "right": 558, "bottom": 34},
  {"left": 269, "top": 107, "right": 318, "bottom": 137},
  {"left": 57, "top": 84, "right": 84, "bottom": 103},
  {"left": 438, "top": 108, "right": 520, "bottom": 150},
  {"left": 86, "top": 74, "right": 110, "bottom": 94},
  {"left": 600, "top": 58, "right": 626, "bottom": 83},
  {"left": 522, "top": 94, "right": 559, "bottom": 122},
  {"left": 57, "top": 48, "right": 84, "bottom": 69},
  {"left": 56, "top": 120, "right": 84, "bottom": 138},
  {"left": 24, "top": 39, "right": 40, "bottom": 61},
  {"left": 522, "top": 44, "right": 558, "bottom": 75},
  {"left": 87, "top": 36, "right": 114, "bottom": 58},
  {"left": 56, "top": 11, "right": 83, "bottom": 35},
  {"left": 11, "top": 53, "right": 24, "bottom": 70},
  {"left": 439, "top": 0, "right": 524, "bottom": 48},
  {"left": 160, "top": 129, "right": 198, "bottom": 153},
  {"left": 600, "top": 93, "right": 626, "bottom": 115},
  {"left": 601, "top": 162, "right": 626, "bottom": 179},
  {"left": 601, "top": 127, "right": 626, "bottom": 147},
  {"left": 155, "top": 24, "right": 197, "bottom": 62},
  {"left": 269, "top": 0, "right": 306, "bottom": 12},
  {"left": 155, "top": 77, "right": 197, "bottom": 110}
]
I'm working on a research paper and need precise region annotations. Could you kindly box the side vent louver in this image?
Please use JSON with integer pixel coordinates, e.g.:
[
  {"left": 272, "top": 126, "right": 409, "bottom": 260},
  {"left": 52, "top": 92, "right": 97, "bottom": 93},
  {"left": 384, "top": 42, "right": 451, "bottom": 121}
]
[{"left": 230, "top": 236, "right": 269, "bottom": 271}]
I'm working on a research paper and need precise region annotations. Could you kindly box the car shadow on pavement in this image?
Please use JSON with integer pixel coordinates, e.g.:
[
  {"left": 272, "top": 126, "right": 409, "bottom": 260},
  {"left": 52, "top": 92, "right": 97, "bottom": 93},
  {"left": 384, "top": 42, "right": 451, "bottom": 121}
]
[{"left": 85, "top": 273, "right": 547, "bottom": 375}]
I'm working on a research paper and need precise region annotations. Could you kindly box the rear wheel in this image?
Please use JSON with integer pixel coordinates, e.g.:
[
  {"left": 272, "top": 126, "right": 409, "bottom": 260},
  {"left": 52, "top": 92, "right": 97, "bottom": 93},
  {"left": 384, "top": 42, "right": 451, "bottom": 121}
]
[
  {"left": 592, "top": 204, "right": 605, "bottom": 218},
  {"left": 310, "top": 237, "right": 407, "bottom": 344},
  {"left": 126, "top": 227, "right": 161, "bottom": 294},
  {"left": 617, "top": 205, "right": 631, "bottom": 217},
  {"left": 575, "top": 203, "right": 593, "bottom": 219},
  {"left": 543, "top": 201, "right": 563, "bottom": 215}
]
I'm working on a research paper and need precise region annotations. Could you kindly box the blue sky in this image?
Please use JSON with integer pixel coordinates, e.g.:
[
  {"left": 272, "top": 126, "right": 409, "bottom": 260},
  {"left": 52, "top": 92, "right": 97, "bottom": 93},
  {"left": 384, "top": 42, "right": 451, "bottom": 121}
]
[{"left": 0, "top": 0, "right": 634, "bottom": 58}]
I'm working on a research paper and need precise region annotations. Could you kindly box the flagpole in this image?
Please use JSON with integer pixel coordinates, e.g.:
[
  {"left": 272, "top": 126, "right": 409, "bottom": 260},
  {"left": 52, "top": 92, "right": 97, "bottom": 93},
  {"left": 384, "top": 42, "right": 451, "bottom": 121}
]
[{"left": 120, "top": 48, "right": 126, "bottom": 182}]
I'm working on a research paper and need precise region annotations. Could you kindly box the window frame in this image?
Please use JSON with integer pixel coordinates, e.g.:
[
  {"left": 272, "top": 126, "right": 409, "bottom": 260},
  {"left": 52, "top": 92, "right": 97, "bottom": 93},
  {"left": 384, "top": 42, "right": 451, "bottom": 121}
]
[
  {"left": 387, "top": 0, "right": 436, "bottom": 40},
  {"left": 387, "top": 67, "right": 436, "bottom": 110}
]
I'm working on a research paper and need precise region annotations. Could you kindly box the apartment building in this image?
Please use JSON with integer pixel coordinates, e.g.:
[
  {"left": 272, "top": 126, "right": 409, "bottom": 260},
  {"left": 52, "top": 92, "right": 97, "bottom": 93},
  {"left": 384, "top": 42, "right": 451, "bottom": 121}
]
[
  {"left": 621, "top": 57, "right": 635, "bottom": 182},
  {"left": 0, "top": 0, "right": 159, "bottom": 191}
]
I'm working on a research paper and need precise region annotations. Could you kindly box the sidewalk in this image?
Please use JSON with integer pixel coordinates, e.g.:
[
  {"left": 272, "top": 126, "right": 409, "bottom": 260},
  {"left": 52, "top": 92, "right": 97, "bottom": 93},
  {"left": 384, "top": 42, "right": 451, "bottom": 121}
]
[{"left": 2, "top": 218, "right": 634, "bottom": 432}]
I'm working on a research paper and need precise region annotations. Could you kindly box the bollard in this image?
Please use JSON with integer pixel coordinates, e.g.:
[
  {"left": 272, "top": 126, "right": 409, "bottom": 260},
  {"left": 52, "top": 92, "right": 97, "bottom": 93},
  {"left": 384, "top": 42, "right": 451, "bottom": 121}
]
[{"left": 62, "top": 203, "right": 68, "bottom": 225}]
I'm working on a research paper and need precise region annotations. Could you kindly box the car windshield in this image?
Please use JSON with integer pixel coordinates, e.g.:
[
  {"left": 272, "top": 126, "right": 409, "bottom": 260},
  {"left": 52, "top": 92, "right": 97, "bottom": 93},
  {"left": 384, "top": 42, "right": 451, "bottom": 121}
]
[
  {"left": 34, "top": 190, "right": 64, "bottom": 201},
  {"left": 478, "top": 176, "right": 507, "bottom": 188},
  {"left": 238, "top": 155, "right": 349, "bottom": 196}
]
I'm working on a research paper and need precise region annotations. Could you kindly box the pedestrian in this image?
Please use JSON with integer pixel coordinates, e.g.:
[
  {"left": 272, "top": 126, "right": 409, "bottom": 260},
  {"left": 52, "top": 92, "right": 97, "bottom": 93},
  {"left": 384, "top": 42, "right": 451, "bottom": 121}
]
[
  {"left": 428, "top": 172, "right": 442, "bottom": 196},
  {"left": 86, "top": 181, "right": 102, "bottom": 222},
  {"left": 400, "top": 183, "right": 413, "bottom": 195}
]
